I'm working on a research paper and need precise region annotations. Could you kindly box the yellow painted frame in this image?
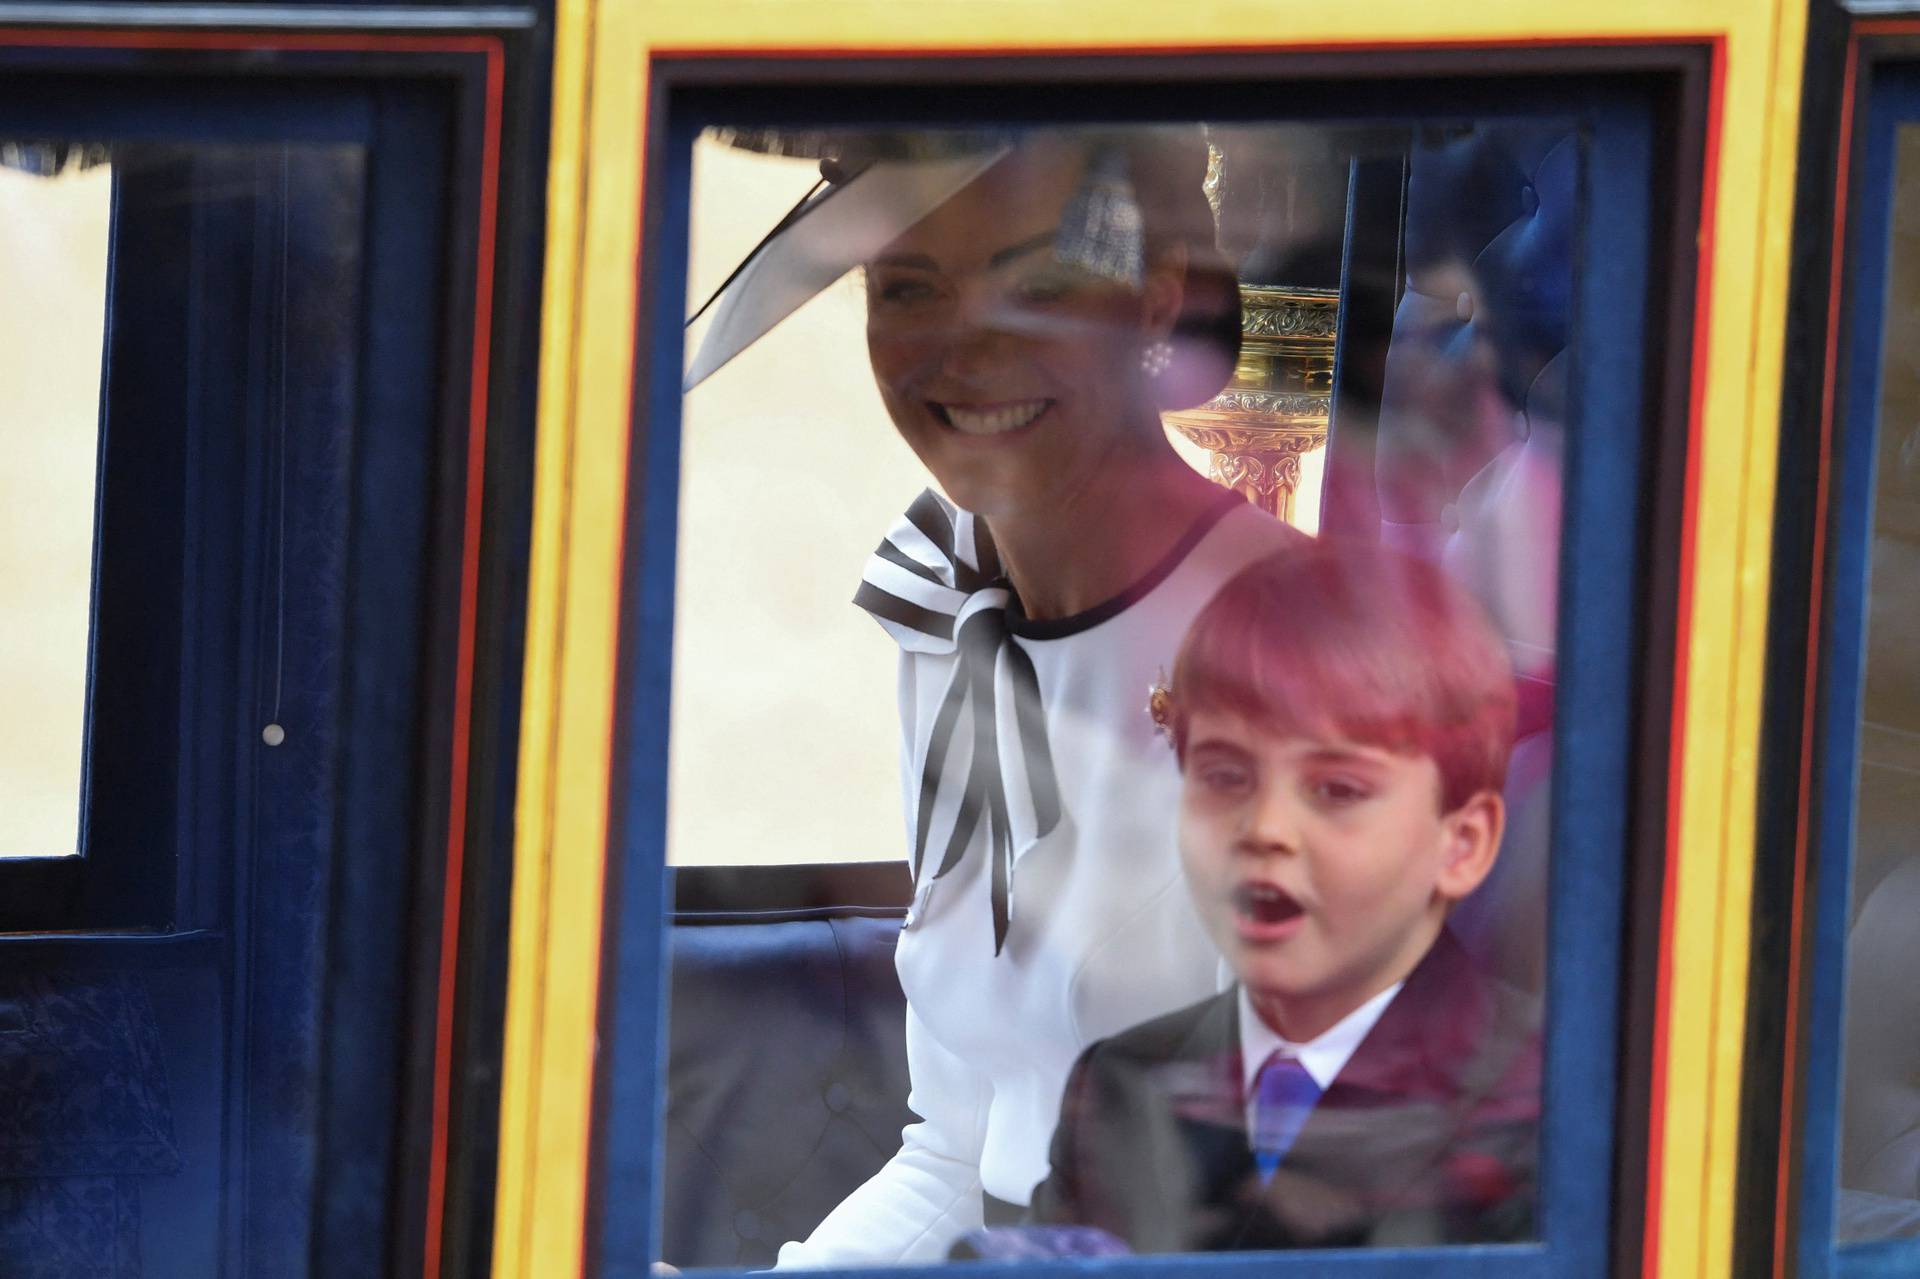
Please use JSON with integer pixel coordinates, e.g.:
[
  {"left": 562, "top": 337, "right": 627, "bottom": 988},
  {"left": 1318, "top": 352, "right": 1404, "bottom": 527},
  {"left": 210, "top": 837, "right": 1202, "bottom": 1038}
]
[{"left": 494, "top": 3, "right": 1808, "bottom": 1277}]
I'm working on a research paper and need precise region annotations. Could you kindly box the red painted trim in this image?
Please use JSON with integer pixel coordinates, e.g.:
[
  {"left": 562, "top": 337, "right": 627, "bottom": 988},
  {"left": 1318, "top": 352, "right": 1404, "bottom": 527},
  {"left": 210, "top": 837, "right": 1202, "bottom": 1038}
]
[
  {"left": 1772, "top": 34, "right": 1860, "bottom": 1276},
  {"left": 0, "top": 27, "right": 500, "bottom": 53},
  {"left": 0, "top": 25, "right": 506, "bottom": 1278},
  {"left": 1641, "top": 32, "right": 1725, "bottom": 1279},
  {"left": 1854, "top": 18, "right": 1920, "bottom": 38},
  {"left": 422, "top": 40, "right": 507, "bottom": 1279}
]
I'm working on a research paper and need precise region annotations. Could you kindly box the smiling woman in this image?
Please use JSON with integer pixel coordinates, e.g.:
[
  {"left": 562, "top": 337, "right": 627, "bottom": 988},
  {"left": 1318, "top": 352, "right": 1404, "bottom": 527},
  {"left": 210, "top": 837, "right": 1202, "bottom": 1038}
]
[{"left": 667, "top": 130, "right": 1247, "bottom": 873}]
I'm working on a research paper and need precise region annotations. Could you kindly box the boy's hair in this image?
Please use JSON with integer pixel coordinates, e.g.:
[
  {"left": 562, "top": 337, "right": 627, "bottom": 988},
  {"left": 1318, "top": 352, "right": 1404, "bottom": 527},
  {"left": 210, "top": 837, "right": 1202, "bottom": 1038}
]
[{"left": 1169, "top": 541, "right": 1518, "bottom": 813}]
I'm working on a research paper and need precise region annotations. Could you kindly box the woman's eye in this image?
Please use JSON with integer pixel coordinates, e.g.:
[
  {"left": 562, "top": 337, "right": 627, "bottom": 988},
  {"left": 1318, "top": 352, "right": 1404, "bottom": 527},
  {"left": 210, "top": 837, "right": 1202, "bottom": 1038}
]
[{"left": 871, "top": 277, "right": 938, "bottom": 306}]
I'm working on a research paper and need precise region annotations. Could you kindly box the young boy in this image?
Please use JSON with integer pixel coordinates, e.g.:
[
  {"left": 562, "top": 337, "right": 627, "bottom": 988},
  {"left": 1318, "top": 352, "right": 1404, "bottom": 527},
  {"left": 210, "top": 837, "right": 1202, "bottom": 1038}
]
[{"left": 1021, "top": 541, "right": 1540, "bottom": 1254}]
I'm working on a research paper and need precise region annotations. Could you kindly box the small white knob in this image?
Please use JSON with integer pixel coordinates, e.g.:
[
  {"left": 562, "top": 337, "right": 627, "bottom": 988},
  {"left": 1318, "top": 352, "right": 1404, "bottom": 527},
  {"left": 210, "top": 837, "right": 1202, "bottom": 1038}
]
[{"left": 262, "top": 723, "right": 286, "bottom": 747}]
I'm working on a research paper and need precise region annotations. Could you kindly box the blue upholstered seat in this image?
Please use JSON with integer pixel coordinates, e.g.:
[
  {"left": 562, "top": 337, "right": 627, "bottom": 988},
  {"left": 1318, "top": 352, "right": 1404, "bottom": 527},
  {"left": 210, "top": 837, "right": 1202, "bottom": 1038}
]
[{"left": 661, "top": 915, "right": 914, "bottom": 1268}]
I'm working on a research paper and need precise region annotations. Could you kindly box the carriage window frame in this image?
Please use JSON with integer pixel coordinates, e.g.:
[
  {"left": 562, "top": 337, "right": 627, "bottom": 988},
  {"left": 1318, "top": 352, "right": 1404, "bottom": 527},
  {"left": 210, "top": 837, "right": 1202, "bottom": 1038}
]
[
  {"left": 1763, "top": 24, "right": 1920, "bottom": 1279},
  {"left": 593, "top": 46, "right": 1713, "bottom": 1279}
]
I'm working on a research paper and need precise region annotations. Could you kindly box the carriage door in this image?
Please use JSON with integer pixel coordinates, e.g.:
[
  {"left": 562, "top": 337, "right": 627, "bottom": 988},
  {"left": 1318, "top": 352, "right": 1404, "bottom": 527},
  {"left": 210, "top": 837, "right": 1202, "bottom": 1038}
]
[{"left": 0, "top": 21, "right": 541, "bottom": 1279}]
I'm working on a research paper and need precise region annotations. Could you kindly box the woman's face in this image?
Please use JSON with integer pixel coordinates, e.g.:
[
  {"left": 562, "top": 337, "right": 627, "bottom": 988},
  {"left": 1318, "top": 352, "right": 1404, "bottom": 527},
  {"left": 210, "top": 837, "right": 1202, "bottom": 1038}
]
[{"left": 863, "top": 142, "right": 1184, "bottom": 519}]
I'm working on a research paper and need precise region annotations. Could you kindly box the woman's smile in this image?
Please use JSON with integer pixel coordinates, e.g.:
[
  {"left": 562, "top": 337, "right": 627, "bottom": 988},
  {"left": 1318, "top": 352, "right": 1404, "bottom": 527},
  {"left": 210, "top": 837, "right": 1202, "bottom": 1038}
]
[{"left": 928, "top": 397, "right": 1055, "bottom": 437}]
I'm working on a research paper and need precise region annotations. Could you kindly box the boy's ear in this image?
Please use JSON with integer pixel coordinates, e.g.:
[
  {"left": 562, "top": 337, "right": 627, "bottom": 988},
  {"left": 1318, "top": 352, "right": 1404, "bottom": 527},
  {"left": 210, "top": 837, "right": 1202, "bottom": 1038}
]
[{"left": 1434, "top": 789, "right": 1506, "bottom": 903}]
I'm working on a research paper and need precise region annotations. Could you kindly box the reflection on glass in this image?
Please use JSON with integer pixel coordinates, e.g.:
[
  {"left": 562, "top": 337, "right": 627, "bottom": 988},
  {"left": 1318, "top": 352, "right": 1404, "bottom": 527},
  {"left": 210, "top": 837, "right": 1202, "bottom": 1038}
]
[
  {"left": 662, "top": 122, "right": 1572, "bottom": 1266},
  {"left": 1836, "top": 124, "right": 1920, "bottom": 1248},
  {"left": 0, "top": 149, "right": 109, "bottom": 857}
]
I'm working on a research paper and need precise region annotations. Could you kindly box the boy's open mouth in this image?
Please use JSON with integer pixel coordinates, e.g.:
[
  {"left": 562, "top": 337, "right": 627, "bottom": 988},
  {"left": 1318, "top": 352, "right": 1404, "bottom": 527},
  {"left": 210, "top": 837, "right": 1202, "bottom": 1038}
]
[{"left": 1232, "top": 882, "right": 1304, "bottom": 939}]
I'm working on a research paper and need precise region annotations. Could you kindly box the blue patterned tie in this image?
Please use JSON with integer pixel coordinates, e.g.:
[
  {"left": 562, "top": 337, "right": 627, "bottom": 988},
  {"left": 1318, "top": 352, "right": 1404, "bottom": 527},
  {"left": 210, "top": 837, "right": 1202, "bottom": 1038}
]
[{"left": 1251, "top": 1052, "right": 1322, "bottom": 1182}]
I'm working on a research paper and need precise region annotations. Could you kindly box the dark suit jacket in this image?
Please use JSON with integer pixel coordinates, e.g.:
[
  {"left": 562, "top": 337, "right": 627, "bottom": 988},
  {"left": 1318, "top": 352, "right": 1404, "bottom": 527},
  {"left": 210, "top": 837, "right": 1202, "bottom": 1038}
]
[{"left": 1025, "top": 929, "right": 1541, "bottom": 1253}]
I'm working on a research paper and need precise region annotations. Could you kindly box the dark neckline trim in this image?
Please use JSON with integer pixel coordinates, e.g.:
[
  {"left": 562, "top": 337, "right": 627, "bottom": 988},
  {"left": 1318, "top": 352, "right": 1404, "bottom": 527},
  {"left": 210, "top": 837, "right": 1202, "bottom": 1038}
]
[{"left": 1004, "top": 489, "right": 1247, "bottom": 640}]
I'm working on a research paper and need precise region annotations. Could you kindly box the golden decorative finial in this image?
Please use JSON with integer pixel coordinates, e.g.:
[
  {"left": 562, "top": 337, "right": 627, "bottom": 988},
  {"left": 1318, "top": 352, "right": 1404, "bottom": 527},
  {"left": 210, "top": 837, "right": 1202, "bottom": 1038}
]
[{"left": 1202, "top": 143, "right": 1225, "bottom": 220}]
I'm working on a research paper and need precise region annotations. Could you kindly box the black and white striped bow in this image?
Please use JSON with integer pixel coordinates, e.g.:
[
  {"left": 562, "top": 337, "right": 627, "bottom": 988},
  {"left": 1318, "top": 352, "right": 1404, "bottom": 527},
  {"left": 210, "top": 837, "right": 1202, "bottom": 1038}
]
[{"left": 853, "top": 490, "right": 1062, "bottom": 955}]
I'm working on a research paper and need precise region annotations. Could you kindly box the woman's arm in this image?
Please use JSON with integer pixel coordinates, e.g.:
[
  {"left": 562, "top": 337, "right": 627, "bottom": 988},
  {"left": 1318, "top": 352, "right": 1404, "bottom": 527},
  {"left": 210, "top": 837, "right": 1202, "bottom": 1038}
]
[{"left": 776, "top": 1004, "right": 993, "bottom": 1267}]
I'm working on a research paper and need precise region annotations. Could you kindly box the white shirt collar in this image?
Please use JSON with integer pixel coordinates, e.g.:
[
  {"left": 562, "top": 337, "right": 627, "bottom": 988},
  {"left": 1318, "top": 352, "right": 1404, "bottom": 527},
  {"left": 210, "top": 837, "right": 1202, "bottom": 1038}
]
[{"left": 1237, "top": 981, "right": 1403, "bottom": 1098}]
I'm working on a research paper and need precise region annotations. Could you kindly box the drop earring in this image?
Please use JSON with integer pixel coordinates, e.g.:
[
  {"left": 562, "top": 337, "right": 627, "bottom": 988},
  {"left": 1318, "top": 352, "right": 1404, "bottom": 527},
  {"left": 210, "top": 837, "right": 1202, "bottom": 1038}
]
[{"left": 1139, "top": 339, "right": 1173, "bottom": 378}]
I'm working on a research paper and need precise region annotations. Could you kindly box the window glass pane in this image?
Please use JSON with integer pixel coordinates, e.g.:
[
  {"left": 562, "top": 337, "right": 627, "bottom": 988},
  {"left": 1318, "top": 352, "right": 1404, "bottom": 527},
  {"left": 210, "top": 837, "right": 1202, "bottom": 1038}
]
[
  {"left": 0, "top": 151, "right": 108, "bottom": 858},
  {"left": 1836, "top": 122, "right": 1920, "bottom": 1249},
  {"left": 659, "top": 119, "right": 1576, "bottom": 1268}
]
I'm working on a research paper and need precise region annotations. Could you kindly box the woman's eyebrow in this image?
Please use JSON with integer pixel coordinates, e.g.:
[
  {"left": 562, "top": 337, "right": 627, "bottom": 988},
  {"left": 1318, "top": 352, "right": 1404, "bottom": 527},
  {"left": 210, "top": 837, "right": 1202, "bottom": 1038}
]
[
  {"left": 987, "top": 232, "right": 1057, "bottom": 269},
  {"left": 870, "top": 251, "right": 940, "bottom": 271},
  {"left": 871, "top": 233, "right": 1058, "bottom": 275}
]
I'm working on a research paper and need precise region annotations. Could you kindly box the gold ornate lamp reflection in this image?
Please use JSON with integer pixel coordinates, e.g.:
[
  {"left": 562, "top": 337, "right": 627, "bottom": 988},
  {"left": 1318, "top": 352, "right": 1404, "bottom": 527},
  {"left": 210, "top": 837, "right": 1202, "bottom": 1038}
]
[{"left": 1165, "top": 284, "right": 1338, "bottom": 524}]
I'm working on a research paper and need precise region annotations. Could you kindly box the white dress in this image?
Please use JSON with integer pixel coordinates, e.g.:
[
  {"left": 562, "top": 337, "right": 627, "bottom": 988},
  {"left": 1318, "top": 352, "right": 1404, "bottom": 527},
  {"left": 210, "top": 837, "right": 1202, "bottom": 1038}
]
[{"left": 778, "top": 490, "right": 1302, "bottom": 1267}]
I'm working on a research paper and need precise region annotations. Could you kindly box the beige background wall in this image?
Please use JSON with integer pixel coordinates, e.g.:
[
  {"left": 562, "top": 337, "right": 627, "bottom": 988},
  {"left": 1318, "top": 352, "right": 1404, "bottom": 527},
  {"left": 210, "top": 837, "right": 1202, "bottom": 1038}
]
[
  {"left": 669, "top": 140, "right": 926, "bottom": 867},
  {"left": 0, "top": 163, "right": 109, "bottom": 858}
]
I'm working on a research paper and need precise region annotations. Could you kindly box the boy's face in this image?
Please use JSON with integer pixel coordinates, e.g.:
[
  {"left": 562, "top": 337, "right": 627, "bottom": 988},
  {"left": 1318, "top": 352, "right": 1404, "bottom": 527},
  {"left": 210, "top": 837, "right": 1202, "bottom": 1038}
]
[{"left": 1177, "top": 709, "right": 1503, "bottom": 1043}]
